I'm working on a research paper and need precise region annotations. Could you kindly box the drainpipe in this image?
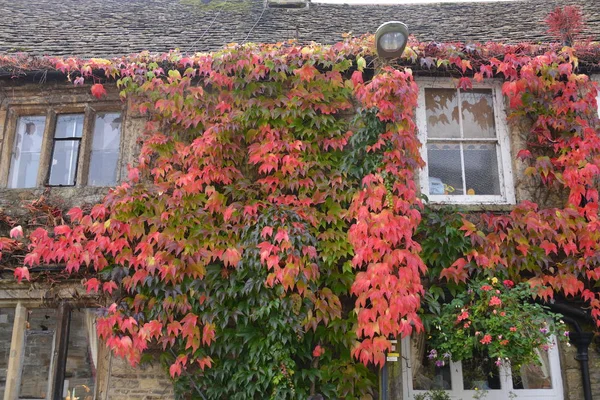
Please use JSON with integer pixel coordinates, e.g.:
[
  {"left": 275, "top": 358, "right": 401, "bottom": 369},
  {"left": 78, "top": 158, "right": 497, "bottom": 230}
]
[
  {"left": 568, "top": 331, "right": 594, "bottom": 400},
  {"left": 546, "top": 303, "right": 594, "bottom": 400},
  {"left": 381, "top": 361, "right": 388, "bottom": 400}
]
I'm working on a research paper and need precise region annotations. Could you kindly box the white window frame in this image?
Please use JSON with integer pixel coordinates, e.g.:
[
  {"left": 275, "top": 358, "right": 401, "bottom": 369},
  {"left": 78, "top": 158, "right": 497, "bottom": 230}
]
[
  {"left": 416, "top": 78, "right": 516, "bottom": 205},
  {"left": 0, "top": 104, "right": 124, "bottom": 189},
  {"left": 401, "top": 336, "right": 564, "bottom": 400}
]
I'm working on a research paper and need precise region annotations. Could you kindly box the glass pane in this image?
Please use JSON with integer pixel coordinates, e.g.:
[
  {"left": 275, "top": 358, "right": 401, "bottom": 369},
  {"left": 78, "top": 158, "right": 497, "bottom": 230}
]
[
  {"left": 89, "top": 113, "right": 121, "bottom": 186},
  {"left": 0, "top": 308, "right": 15, "bottom": 398},
  {"left": 55, "top": 114, "right": 84, "bottom": 139},
  {"left": 63, "top": 309, "right": 97, "bottom": 400},
  {"left": 464, "top": 143, "right": 501, "bottom": 195},
  {"left": 19, "top": 309, "right": 58, "bottom": 399},
  {"left": 411, "top": 335, "right": 452, "bottom": 390},
  {"left": 425, "top": 88, "right": 460, "bottom": 138},
  {"left": 49, "top": 140, "right": 81, "bottom": 186},
  {"left": 8, "top": 116, "right": 46, "bottom": 188},
  {"left": 462, "top": 352, "right": 501, "bottom": 390},
  {"left": 427, "top": 143, "right": 463, "bottom": 195},
  {"left": 512, "top": 349, "right": 553, "bottom": 389},
  {"left": 462, "top": 89, "right": 496, "bottom": 139}
]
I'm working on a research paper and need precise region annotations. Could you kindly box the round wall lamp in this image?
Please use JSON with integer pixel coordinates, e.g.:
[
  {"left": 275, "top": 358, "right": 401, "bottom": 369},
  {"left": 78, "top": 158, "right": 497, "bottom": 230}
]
[{"left": 375, "top": 21, "right": 409, "bottom": 59}]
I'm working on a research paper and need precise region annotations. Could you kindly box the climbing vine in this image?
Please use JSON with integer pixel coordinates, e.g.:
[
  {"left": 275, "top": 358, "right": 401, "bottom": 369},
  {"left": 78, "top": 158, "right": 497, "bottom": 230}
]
[{"left": 1, "top": 7, "right": 600, "bottom": 396}]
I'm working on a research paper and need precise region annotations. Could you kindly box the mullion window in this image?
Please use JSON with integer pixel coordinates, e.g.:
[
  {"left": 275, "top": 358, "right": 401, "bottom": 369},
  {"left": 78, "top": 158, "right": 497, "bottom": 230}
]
[{"left": 47, "top": 114, "right": 84, "bottom": 186}]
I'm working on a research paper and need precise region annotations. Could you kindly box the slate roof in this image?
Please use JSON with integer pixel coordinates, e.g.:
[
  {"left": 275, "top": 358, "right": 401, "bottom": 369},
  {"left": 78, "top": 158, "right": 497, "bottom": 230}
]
[{"left": 0, "top": 0, "right": 598, "bottom": 57}]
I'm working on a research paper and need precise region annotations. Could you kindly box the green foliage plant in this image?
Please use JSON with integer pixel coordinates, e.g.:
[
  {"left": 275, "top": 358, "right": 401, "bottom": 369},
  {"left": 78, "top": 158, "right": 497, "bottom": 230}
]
[{"left": 427, "top": 277, "right": 567, "bottom": 370}]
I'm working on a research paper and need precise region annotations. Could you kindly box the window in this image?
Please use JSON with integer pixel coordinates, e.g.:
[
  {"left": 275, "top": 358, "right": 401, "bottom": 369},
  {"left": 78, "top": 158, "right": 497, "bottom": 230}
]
[
  {"left": 3, "top": 108, "right": 123, "bottom": 189},
  {"left": 416, "top": 81, "right": 515, "bottom": 204},
  {"left": 401, "top": 335, "right": 564, "bottom": 400},
  {"left": 2, "top": 304, "right": 98, "bottom": 400}
]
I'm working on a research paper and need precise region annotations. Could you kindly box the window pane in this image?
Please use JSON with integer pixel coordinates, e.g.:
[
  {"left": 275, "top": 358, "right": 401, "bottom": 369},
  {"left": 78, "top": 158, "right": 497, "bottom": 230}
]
[
  {"left": 461, "top": 89, "right": 497, "bottom": 139},
  {"left": 425, "top": 89, "right": 460, "bottom": 138},
  {"left": 19, "top": 309, "right": 58, "bottom": 399},
  {"left": 462, "top": 352, "right": 501, "bottom": 390},
  {"left": 49, "top": 140, "right": 81, "bottom": 186},
  {"left": 512, "top": 349, "right": 553, "bottom": 389},
  {"left": 8, "top": 116, "right": 46, "bottom": 188},
  {"left": 0, "top": 308, "right": 15, "bottom": 398},
  {"left": 464, "top": 143, "right": 501, "bottom": 195},
  {"left": 427, "top": 143, "right": 463, "bottom": 195},
  {"left": 63, "top": 309, "right": 97, "bottom": 400},
  {"left": 411, "top": 335, "right": 452, "bottom": 390},
  {"left": 54, "top": 114, "right": 84, "bottom": 139},
  {"left": 89, "top": 113, "right": 121, "bottom": 186}
]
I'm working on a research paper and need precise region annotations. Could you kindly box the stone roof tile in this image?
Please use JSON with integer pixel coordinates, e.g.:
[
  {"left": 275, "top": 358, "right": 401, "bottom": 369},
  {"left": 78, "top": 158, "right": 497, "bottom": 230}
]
[{"left": 0, "top": 0, "right": 598, "bottom": 57}]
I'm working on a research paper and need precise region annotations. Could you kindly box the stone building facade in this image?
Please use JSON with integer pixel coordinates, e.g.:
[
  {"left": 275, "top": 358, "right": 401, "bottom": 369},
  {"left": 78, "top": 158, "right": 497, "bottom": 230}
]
[{"left": 0, "top": 0, "right": 599, "bottom": 399}]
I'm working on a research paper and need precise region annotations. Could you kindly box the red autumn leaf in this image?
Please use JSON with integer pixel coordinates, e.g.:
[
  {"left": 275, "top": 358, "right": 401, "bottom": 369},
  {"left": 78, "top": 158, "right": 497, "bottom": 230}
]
[
  {"left": 294, "top": 63, "right": 318, "bottom": 82},
  {"left": 67, "top": 207, "right": 84, "bottom": 222},
  {"left": 351, "top": 70, "right": 363, "bottom": 87},
  {"left": 84, "top": 278, "right": 101, "bottom": 293},
  {"left": 222, "top": 248, "right": 241, "bottom": 267},
  {"left": 102, "top": 281, "right": 118, "bottom": 294},
  {"left": 14, "top": 267, "right": 30, "bottom": 283},
  {"left": 169, "top": 362, "right": 182, "bottom": 378},
  {"left": 91, "top": 83, "right": 107, "bottom": 99},
  {"left": 312, "top": 345, "right": 325, "bottom": 357}
]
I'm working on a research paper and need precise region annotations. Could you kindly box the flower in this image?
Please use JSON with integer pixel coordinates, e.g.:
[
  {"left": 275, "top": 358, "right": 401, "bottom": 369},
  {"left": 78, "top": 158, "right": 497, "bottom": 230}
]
[
  {"left": 457, "top": 310, "right": 470, "bottom": 321},
  {"left": 489, "top": 296, "right": 502, "bottom": 307},
  {"left": 540, "top": 327, "right": 549, "bottom": 334},
  {"left": 481, "top": 285, "right": 493, "bottom": 291},
  {"left": 564, "top": 331, "right": 570, "bottom": 337},
  {"left": 491, "top": 277, "right": 498, "bottom": 284},
  {"left": 503, "top": 279, "right": 514, "bottom": 288},
  {"left": 500, "top": 311, "right": 506, "bottom": 317},
  {"left": 435, "top": 360, "right": 445, "bottom": 367},
  {"left": 495, "top": 358, "right": 502, "bottom": 366},
  {"left": 500, "top": 339, "right": 509, "bottom": 346},
  {"left": 510, "top": 326, "right": 517, "bottom": 332},
  {"left": 480, "top": 334, "right": 492, "bottom": 345},
  {"left": 428, "top": 349, "right": 438, "bottom": 359}
]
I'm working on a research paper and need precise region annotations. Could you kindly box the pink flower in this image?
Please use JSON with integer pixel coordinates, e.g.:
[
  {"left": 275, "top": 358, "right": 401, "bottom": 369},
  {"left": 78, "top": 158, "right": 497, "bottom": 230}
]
[
  {"left": 489, "top": 296, "right": 502, "bottom": 307},
  {"left": 503, "top": 280, "right": 514, "bottom": 288},
  {"left": 457, "top": 311, "right": 470, "bottom": 321},
  {"left": 480, "top": 334, "right": 492, "bottom": 345},
  {"left": 510, "top": 326, "right": 517, "bottom": 332},
  {"left": 500, "top": 311, "right": 506, "bottom": 317},
  {"left": 481, "top": 285, "right": 493, "bottom": 291}
]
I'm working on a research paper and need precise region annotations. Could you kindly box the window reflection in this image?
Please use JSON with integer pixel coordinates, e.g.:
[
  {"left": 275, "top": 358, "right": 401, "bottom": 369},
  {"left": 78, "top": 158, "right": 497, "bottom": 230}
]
[
  {"left": 48, "top": 115, "right": 84, "bottom": 186},
  {"left": 8, "top": 116, "right": 46, "bottom": 188},
  {"left": 19, "top": 309, "right": 58, "bottom": 399},
  {"left": 512, "top": 349, "right": 553, "bottom": 389},
  {"left": 462, "top": 351, "right": 501, "bottom": 390},
  {"left": 63, "top": 309, "right": 98, "bottom": 400},
  {"left": 411, "top": 334, "right": 452, "bottom": 390},
  {"left": 88, "top": 112, "right": 121, "bottom": 186}
]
